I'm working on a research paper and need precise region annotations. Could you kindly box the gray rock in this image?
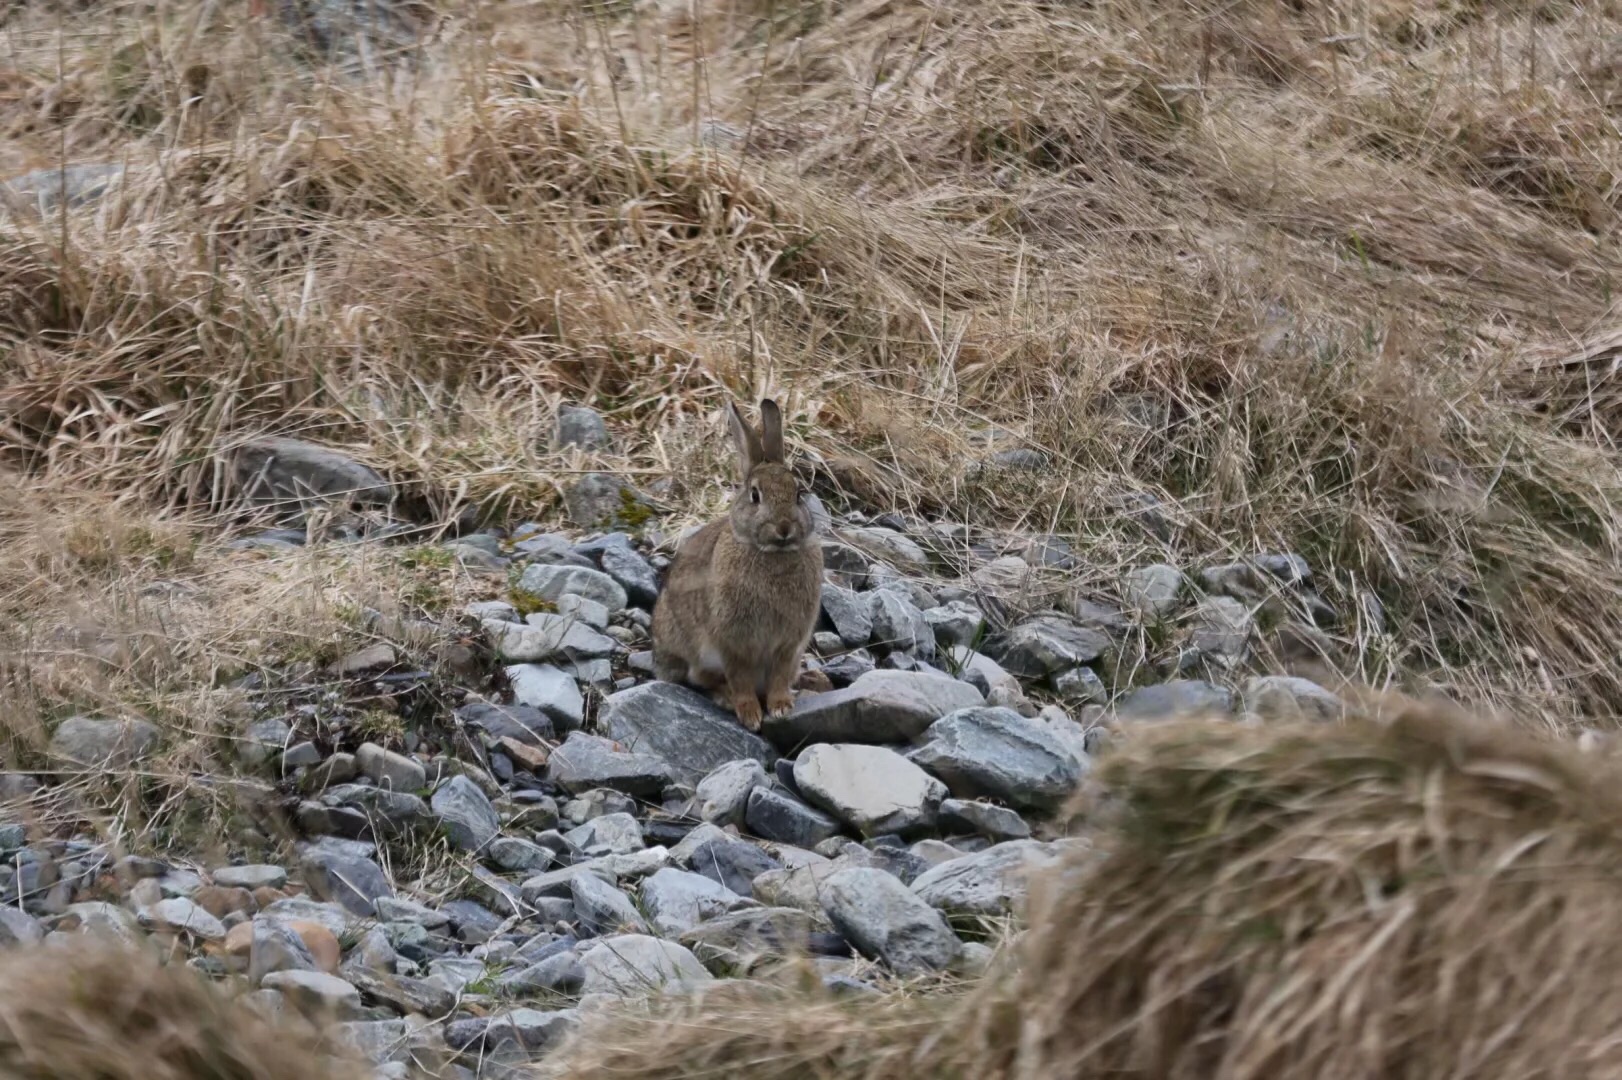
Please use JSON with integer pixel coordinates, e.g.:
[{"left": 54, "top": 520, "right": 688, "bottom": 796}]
[
  {"left": 210, "top": 865, "right": 288, "bottom": 891},
  {"left": 821, "top": 868, "right": 959, "bottom": 975},
  {"left": 260, "top": 970, "right": 362, "bottom": 1019},
  {"left": 0, "top": 908, "right": 43, "bottom": 946},
  {"left": 923, "top": 602, "right": 985, "bottom": 649},
  {"left": 555, "top": 404, "right": 612, "bottom": 451},
  {"left": 970, "top": 555, "right": 1033, "bottom": 595},
  {"left": 484, "top": 616, "right": 615, "bottom": 664},
  {"left": 335, "top": 1019, "right": 411, "bottom": 1065},
  {"left": 820, "top": 584, "right": 873, "bottom": 647},
  {"left": 947, "top": 648, "right": 1024, "bottom": 699},
  {"left": 547, "top": 733, "right": 673, "bottom": 798},
  {"left": 745, "top": 787, "right": 842, "bottom": 849},
  {"left": 669, "top": 823, "right": 730, "bottom": 866},
  {"left": 639, "top": 868, "right": 742, "bottom": 937},
  {"left": 867, "top": 590, "right": 936, "bottom": 659},
  {"left": 1, "top": 163, "right": 125, "bottom": 215},
  {"left": 137, "top": 898, "right": 225, "bottom": 941},
  {"left": 793, "top": 744, "right": 946, "bottom": 837},
  {"left": 1116, "top": 679, "right": 1233, "bottom": 720},
  {"left": 599, "top": 682, "right": 774, "bottom": 787},
  {"left": 488, "top": 837, "right": 553, "bottom": 874},
  {"left": 577, "top": 533, "right": 661, "bottom": 610},
  {"left": 571, "top": 873, "right": 650, "bottom": 934},
  {"left": 1124, "top": 563, "right": 1186, "bottom": 617},
  {"left": 431, "top": 776, "right": 501, "bottom": 851},
  {"left": 500, "top": 668, "right": 585, "bottom": 732},
  {"left": 281, "top": 742, "right": 323, "bottom": 769},
  {"left": 446, "top": 1008, "right": 579, "bottom": 1057},
  {"left": 1190, "top": 596, "right": 1254, "bottom": 664},
  {"left": 250, "top": 920, "right": 319, "bottom": 986},
  {"left": 563, "top": 813, "right": 644, "bottom": 855},
  {"left": 325, "top": 643, "right": 398, "bottom": 676},
  {"left": 457, "top": 699, "right": 559, "bottom": 747},
  {"left": 1252, "top": 553, "right": 1312, "bottom": 585},
  {"left": 842, "top": 527, "right": 930, "bottom": 575},
  {"left": 300, "top": 753, "right": 357, "bottom": 793},
  {"left": 468, "top": 600, "right": 521, "bottom": 622},
  {"left": 1063, "top": 596, "right": 1132, "bottom": 635},
  {"left": 498, "top": 951, "right": 586, "bottom": 995},
  {"left": 910, "top": 839, "right": 1067, "bottom": 917},
  {"left": 910, "top": 707, "right": 1087, "bottom": 810},
  {"left": 750, "top": 860, "right": 843, "bottom": 919},
  {"left": 1024, "top": 534, "right": 1076, "bottom": 569},
  {"left": 373, "top": 896, "right": 450, "bottom": 929},
  {"left": 48, "top": 717, "right": 160, "bottom": 769},
  {"left": 1242, "top": 675, "right": 1345, "bottom": 723},
  {"left": 516, "top": 562, "right": 628, "bottom": 613},
  {"left": 1053, "top": 666, "right": 1107, "bottom": 704},
  {"left": 231, "top": 437, "right": 391, "bottom": 511},
  {"left": 820, "top": 649, "right": 877, "bottom": 687},
  {"left": 562, "top": 789, "right": 636, "bottom": 825},
  {"left": 257, "top": 898, "right": 358, "bottom": 938},
  {"left": 299, "top": 848, "right": 393, "bottom": 916},
  {"left": 820, "top": 539, "right": 873, "bottom": 586},
  {"left": 236, "top": 717, "right": 292, "bottom": 769},
  {"left": 58, "top": 902, "right": 141, "bottom": 944},
  {"left": 695, "top": 760, "right": 768, "bottom": 827},
  {"left": 555, "top": 593, "right": 610, "bottom": 630},
  {"left": 562, "top": 473, "right": 658, "bottom": 532},
  {"left": 765, "top": 670, "right": 984, "bottom": 746},
  {"left": 687, "top": 837, "right": 782, "bottom": 897},
  {"left": 521, "top": 862, "right": 616, "bottom": 904},
  {"left": 1199, "top": 562, "right": 1267, "bottom": 600},
  {"left": 984, "top": 616, "right": 1111, "bottom": 679},
  {"left": 938, "top": 799, "right": 1030, "bottom": 841},
  {"left": 356, "top": 743, "right": 426, "bottom": 792},
  {"left": 318, "top": 785, "right": 429, "bottom": 838},
  {"left": 679, "top": 906, "right": 815, "bottom": 971},
  {"left": 577, "top": 935, "right": 712, "bottom": 996}
]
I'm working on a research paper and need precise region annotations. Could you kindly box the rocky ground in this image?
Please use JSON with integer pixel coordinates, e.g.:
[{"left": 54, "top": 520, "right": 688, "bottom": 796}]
[{"left": 0, "top": 407, "right": 1373, "bottom": 1078}]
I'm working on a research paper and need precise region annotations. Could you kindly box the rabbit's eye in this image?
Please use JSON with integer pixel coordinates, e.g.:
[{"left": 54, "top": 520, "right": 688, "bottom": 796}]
[{"left": 749, "top": 485, "right": 761, "bottom": 504}]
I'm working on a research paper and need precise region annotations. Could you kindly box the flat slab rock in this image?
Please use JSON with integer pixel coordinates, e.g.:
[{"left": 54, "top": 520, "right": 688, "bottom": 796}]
[
  {"left": 821, "top": 867, "right": 960, "bottom": 975},
  {"left": 598, "top": 682, "right": 775, "bottom": 787},
  {"left": 984, "top": 615, "right": 1111, "bottom": 678},
  {"left": 910, "top": 707, "right": 1087, "bottom": 811},
  {"left": 577, "top": 935, "right": 713, "bottom": 996},
  {"left": 910, "top": 839, "right": 1069, "bottom": 918},
  {"left": 546, "top": 732, "right": 673, "bottom": 798},
  {"left": 793, "top": 744, "right": 946, "bottom": 837},
  {"left": 765, "top": 670, "right": 984, "bottom": 747}
]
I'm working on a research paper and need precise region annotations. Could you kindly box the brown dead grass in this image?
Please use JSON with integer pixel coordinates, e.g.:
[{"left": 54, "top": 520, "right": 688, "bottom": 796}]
[
  {"left": 0, "top": 936, "right": 353, "bottom": 1079},
  {"left": 545, "top": 698, "right": 1622, "bottom": 1080},
  {"left": 1, "top": 0, "right": 1621, "bottom": 739}
]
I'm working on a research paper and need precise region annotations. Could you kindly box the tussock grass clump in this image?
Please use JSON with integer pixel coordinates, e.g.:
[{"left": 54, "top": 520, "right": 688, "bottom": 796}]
[
  {"left": 548, "top": 702, "right": 1622, "bottom": 1080},
  {"left": 973, "top": 700, "right": 1622, "bottom": 1079},
  {"left": 0, "top": 938, "right": 351, "bottom": 1080}
]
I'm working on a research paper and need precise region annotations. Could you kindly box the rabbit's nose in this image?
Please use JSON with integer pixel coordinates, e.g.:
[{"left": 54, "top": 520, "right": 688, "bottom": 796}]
[{"left": 773, "top": 523, "right": 792, "bottom": 542}]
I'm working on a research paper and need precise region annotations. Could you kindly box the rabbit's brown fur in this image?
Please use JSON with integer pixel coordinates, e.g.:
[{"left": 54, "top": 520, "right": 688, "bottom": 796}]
[{"left": 652, "top": 399, "right": 823, "bottom": 730}]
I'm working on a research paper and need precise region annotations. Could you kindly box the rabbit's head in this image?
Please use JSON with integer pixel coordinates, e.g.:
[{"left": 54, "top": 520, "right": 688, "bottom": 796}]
[{"left": 726, "top": 398, "right": 815, "bottom": 553}]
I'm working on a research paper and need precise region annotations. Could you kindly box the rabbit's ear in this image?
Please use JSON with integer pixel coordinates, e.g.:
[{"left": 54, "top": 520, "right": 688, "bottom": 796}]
[
  {"left": 758, "top": 399, "right": 784, "bottom": 463},
  {"left": 727, "top": 400, "right": 763, "bottom": 475}
]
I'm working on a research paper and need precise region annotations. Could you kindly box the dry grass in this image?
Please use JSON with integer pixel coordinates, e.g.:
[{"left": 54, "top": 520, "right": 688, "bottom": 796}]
[
  {"left": 545, "top": 698, "right": 1622, "bottom": 1080},
  {"left": 2, "top": 0, "right": 1619, "bottom": 735},
  {"left": 0, "top": 936, "right": 354, "bottom": 1079}
]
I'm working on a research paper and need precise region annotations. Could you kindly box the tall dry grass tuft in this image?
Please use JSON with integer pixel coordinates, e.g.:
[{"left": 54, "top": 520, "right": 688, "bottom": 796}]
[
  {"left": 0, "top": 937, "right": 353, "bottom": 1079},
  {"left": 547, "top": 701, "right": 1622, "bottom": 1080},
  {"left": 966, "top": 699, "right": 1622, "bottom": 1079}
]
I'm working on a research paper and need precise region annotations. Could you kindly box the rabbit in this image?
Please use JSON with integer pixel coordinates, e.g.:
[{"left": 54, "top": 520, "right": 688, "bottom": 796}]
[{"left": 652, "top": 398, "right": 824, "bottom": 731}]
